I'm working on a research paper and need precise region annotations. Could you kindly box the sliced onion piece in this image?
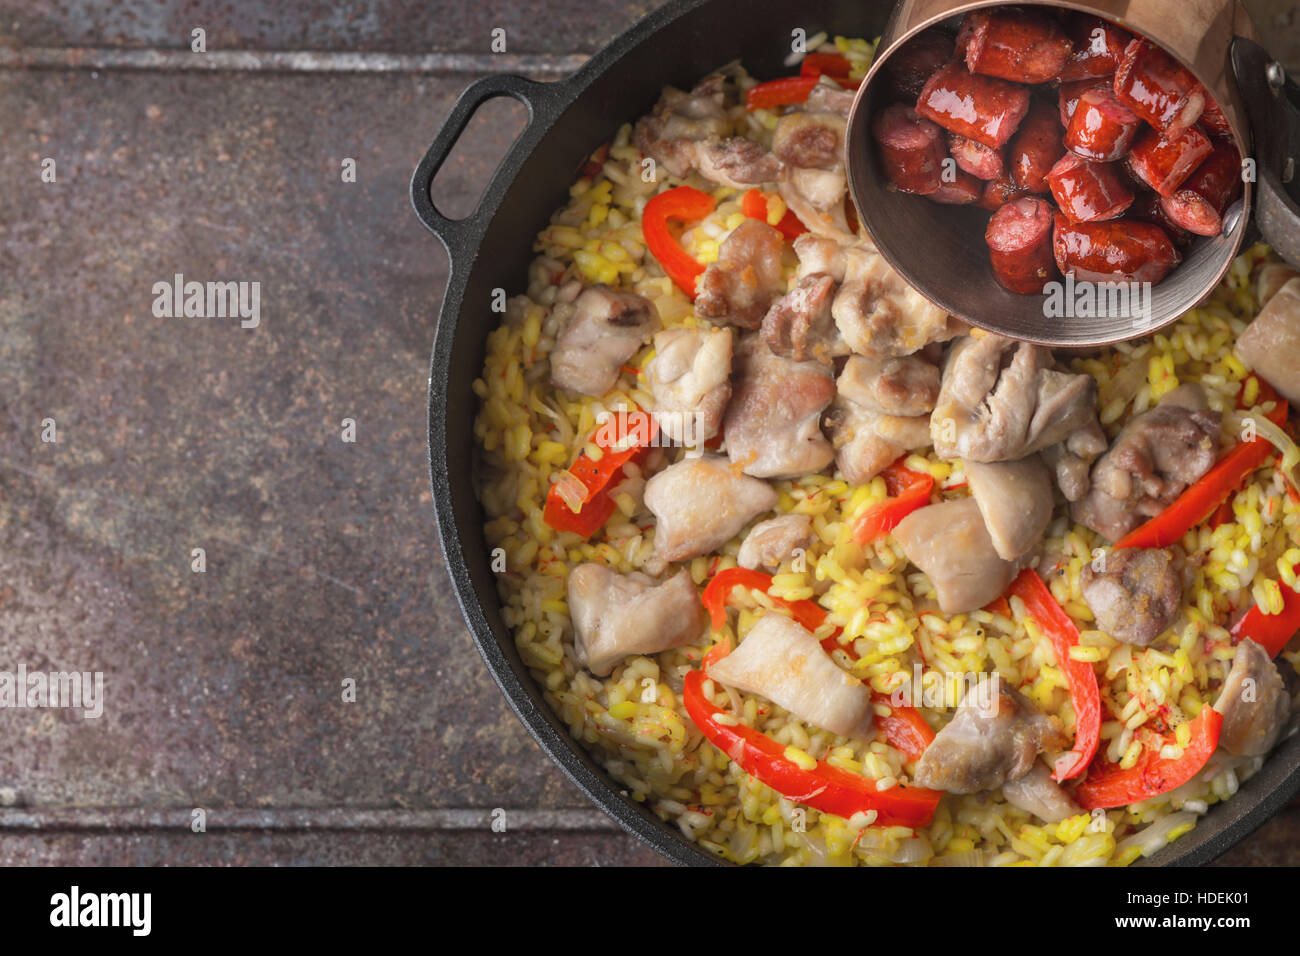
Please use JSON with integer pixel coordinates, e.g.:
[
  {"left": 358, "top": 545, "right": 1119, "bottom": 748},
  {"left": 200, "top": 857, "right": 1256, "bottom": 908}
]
[{"left": 1116, "top": 810, "right": 1198, "bottom": 859}]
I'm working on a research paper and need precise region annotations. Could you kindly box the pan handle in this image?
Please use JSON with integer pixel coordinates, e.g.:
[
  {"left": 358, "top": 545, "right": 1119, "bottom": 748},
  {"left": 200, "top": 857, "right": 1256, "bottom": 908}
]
[
  {"left": 1232, "top": 37, "right": 1300, "bottom": 268},
  {"left": 409, "top": 73, "right": 566, "bottom": 258}
]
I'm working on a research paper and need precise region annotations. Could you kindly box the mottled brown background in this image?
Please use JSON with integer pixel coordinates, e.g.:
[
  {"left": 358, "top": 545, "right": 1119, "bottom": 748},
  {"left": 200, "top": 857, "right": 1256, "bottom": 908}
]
[{"left": 0, "top": 0, "right": 1296, "bottom": 865}]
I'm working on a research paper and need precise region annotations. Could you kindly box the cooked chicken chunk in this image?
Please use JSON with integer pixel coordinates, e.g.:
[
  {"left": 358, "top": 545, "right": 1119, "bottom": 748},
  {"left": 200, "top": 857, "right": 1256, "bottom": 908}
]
[
  {"left": 793, "top": 234, "right": 852, "bottom": 282},
  {"left": 823, "top": 352, "right": 938, "bottom": 485},
  {"left": 568, "top": 565, "right": 706, "bottom": 677},
  {"left": 837, "top": 354, "right": 941, "bottom": 418},
  {"left": 779, "top": 167, "right": 855, "bottom": 242},
  {"left": 824, "top": 398, "right": 932, "bottom": 486},
  {"left": 737, "top": 514, "right": 816, "bottom": 571},
  {"left": 1071, "top": 384, "right": 1221, "bottom": 543},
  {"left": 632, "top": 72, "right": 785, "bottom": 189},
  {"left": 1042, "top": 419, "right": 1109, "bottom": 502},
  {"left": 549, "top": 286, "right": 661, "bottom": 397},
  {"left": 1256, "top": 263, "right": 1299, "bottom": 309},
  {"left": 965, "top": 456, "right": 1054, "bottom": 561},
  {"left": 633, "top": 74, "right": 732, "bottom": 178},
  {"left": 913, "top": 679, "right": 1068, "bottom": 794},
  {"left": 772, "top": 83, "right": 857, "bottom": 242},
  {"left": 708, "top": 613, "right": 875, "bottom": 739},
  {"left": 694, "top": 136, "right": 784, "bottom": 189},
  {"left": 832, "top": 246, "right": 960, "bottom": 359},
  {"left": 645, "top": 327, "right": 732, "bottom": 447},
  {"left": 1080, "top": 546, "right": 1183, "bottom": 646},
  {"left": 1214, "top": 638, "right": 1292, "bottom": 757},
  {"left": 1236, "top": 276, "right": 1300, "bottom": 404},
  {"left": 695, "top": 219, "right": 788, "bottom": 330},
  {"left": 761, "top": 273, "right": 846, "bottom": 362},
  {"left": 724, "top": 334, "right": 835, "bottom": 479},
  {"left": 1001, "top": 761, "right": 1083, "bottom": 823},
  {"left": 773, "top": 110, "right": 844, "bottom": 170},
  {"left": 644, "top": 454, "right": 778, "bottom": 561},
  {"left": 804, "top": 81, "right": 856, "bottom": 118},
  {"left": 931, "top": 334, "right": 1100, "bottom": 463},
  {"left": 893, "top": 497, "right": 1018, "bottom": 614}
]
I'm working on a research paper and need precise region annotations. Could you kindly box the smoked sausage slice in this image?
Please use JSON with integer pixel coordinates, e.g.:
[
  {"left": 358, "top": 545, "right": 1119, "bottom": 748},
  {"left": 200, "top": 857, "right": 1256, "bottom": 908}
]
[
  {"left": 1047, "top": 153, "right": 1135, "bottom": 222},
  {"left": 962, "top": 8, "right": 1073, "bottom": 84},
  {"left": 917, "top": 60, "right": 1032, "bottom": 150},
  {"left": 873, "top": 104, "right": 947, "bottom": 195},
  {"left": 1158, "top": 141, "right": 1244, "bottom": 236},
  {"left": 987, "top": 196, "right": 1059, "bottom": 293},
  {"left": 1126, "top": 124, "right": 1213, "bottom": 196},
  {"left": 1008, "top": 97, "right": 1066, "bottom": 194},
  {"left": 949, "top": 132, "right": 1005, "bottom": 180},
  {"left": 1053, "top": 213, "right": 1181, "bottom": 283},
  {"left": 884, "top": 28, "right": 956, "bottom": 102},
  {"left": 1058, "top": 13, "right": 1132, "bottom": 82},
  {"left": 1065, "top": 86, "right": 1142, "bottom": 162},
  {"left": 1113, "top": 37, "right": 1206, "bottom": 133}
]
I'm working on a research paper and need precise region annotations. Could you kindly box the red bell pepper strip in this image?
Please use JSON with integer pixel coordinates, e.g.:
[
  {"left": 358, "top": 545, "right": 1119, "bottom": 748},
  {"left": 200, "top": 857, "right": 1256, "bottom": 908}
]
[
  {"left": 641, "top": 186, "right": 716, "bottom": 298},
  {"left": 984, "top": 596, "right": 1013, "bottom": 618},
  {"left": 740, "top": 189, "right": 807, "bottom": 241},
  {"left": 739, "top": 188, "right": 766, "bottom": 221},
  {"left": 542, "top": 412, "right": 657, "bottom": 537},
  {"left": 701, "top": 567, "right": 828, "bottom": 633},
  {"left": 683, "top": 667, "right": 941, "bottom": 826},
  {"left": 700, "top": 567, "right": 935, "bottom": 760},
  {"left": 745, "top": 62, "right": 863, "bottom": 112},
  {"left": 1211, "top": 377, "right": 1290, "bottom": 529},
  {"left": 874, "top": 702, "right": 935, "bottom": 762},
  {"left": 1207, "top": 373, "right": 1299, "bottom": 659},
  {"left": 1230, "top": 565, "right": 1300, "bottom": 658},
  {"left": 1074, "top": 706, "right": 1223, "bottom": 810},
  {"left": 1240, "top": 373, "right": 1283, "bottom": 412},
  {"left": 746, "top": 75, "right": 823, "bottom": 111},
  {"left": 1208, "top": 498, "right": 1236, "bottom": 530},
  {"left": 852, "top": 458, "right": 935, "bottom": 544},
  {"left": 800, "top": 52, "right": 852, "bottom": 79},
  {"left": 1007, "top": 568, "right": 1101, "bottom": 782},
  {"left": 1115, "top": 386, "right": 1289, "bottom": 550},
  {"left": 702, "top": 637, "right": 732, "bottom": 669}
]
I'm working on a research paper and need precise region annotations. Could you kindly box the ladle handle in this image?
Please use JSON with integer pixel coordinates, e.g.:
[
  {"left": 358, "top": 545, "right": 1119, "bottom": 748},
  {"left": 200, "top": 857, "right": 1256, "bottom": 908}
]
[{"left": 1233, "top": 36, "right": 1300, "bottom": 268}]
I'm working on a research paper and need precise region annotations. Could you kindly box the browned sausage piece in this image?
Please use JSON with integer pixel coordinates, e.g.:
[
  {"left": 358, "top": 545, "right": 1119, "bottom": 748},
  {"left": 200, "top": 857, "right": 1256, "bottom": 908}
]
[
  {"left": 1059, "top": 77, "right": 1108, "bottom": 128},
  {"left": 1053, "top": 213, "right": 1181, "bottom": 283},
  {"left": 883, "top": 28, "right": 956, "bottom": 102},
  {"left": 1130, "top": 191, "right": 1194, "bottom": 248},
  {"left": 948, "top": 132, "right": 1005, "bottom": 180},
  {"left": 1158, "top": 141, "right": 1244, "bottom": 236},
  {"left": 1113, "top": 37, "right": 1206, "bottom": 133},
  {"left": 1126, "top": 124, "right": 1213, "bottom": 196},
  {"left": 1058, "top": 13, "right": 1132, "bottom": 82},
  {"left": 1199, "top": 96, "right": 1234, "bottom": 139},
  {"left": 873, "top": 104, "right": 947, "bottom": 195},
  {"left": 930, "top": 168, "right": 984, "bottom": 205},
  {"left": 1065, "top": 86, "right": 1142, "bottom": 162},
  {"left": 962, "top": 7, "right": 1073, "bottom": 84},
  {"left": 1047, "top": 153, "right": 1135, "bottom": 222},
  {"left": 987, "top": 196, "right": 1059, "bottom": 294},
  {"left": 917, "top": 60, "right": 1032, "bottom": 150},
  {"left": 1007, "top": 97, "right": 1065, "bottom": 194},
  {"left": 978, "top": 170, "right": 1033, "bottom": 211}
]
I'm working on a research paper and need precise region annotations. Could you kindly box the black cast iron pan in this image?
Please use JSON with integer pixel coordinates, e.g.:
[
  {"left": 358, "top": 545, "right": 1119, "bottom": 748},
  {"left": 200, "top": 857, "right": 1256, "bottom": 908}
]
[{"left": 411, "top": 0, "right": 1300, "bottom": 866}]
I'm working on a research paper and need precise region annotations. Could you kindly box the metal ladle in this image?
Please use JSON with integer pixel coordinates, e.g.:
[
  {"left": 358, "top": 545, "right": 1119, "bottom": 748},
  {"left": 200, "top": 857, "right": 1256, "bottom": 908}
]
[{"left": 844, "top": 0, "right": 1300, "bottom": 347}]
